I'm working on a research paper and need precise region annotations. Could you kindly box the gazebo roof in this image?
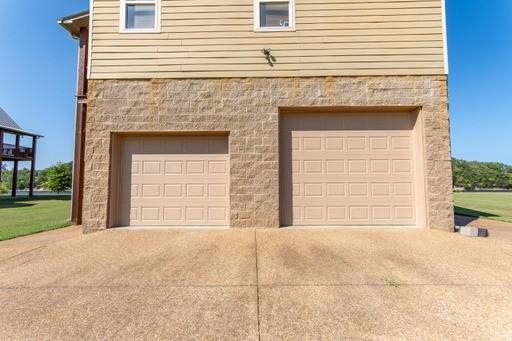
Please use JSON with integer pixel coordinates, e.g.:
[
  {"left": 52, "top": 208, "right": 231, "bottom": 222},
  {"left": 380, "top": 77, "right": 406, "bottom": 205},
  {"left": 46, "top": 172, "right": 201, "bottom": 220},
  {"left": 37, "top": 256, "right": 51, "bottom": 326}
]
[
  {"left": 0, "top": 107, "right": 43, "bottom": 137},
  {"left": 0, "top": 107, "right": 22, "bottom": 130}
]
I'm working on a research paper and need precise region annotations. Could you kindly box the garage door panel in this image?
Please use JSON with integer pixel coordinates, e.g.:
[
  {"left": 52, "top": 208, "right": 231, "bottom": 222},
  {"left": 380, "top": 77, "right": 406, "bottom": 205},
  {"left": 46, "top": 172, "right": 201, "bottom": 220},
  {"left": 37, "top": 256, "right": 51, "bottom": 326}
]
[
  {"left": 292, "top": 132, "right": 412, "bottom": 152},
  {"left": 141, "top": 207, "right": 161, "bottom": 221},
  {"left": 293, "top": 157, "right": 415, "bottom": 175},
  {"left": 294, "top": 149, "right": 413, "bottom": 157},
  {"left": 281, "top": 112, "right": 419, "bottom": 227},
  {"left": 132, "top": 176, "right": 228, "bottom": 183},
  {"left": 119, "top": 135, "right": 230, "bottom": 227},
  {"left": 296, "top": 175, "right": 415, "bottom": 183},
  {"left": 282, "top": 113, "right": 414, "bottom": 131},
  {"left": 293, "top": 197, "right": 414, "bottom": 205},
  {"left": 292, "top": 204, "right": 416, "bottom": 225},
  {"left": 128, "top": 137, "right": 227, "bottom": 154}
]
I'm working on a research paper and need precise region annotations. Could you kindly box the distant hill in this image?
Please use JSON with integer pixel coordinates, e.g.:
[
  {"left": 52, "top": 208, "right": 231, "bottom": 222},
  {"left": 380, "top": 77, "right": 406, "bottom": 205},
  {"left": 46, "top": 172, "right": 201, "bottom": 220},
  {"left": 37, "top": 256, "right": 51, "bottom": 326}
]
[{"left": 453, "top": 158, "right": 512, "bottom": 191}]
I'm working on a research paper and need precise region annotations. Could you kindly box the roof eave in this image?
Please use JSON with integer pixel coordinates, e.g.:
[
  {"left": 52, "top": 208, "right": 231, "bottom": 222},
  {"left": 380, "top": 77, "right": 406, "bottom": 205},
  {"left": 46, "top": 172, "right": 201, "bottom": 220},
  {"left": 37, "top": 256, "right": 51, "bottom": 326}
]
[
  {"left": 58, "top": 10, "right": 90, "bottom": 38},
  {"left": 58, "top": 23, "right": 79, "bottom": 39},
  {"left": 0, "top": 126, "right": 44, "bottom": 138}
]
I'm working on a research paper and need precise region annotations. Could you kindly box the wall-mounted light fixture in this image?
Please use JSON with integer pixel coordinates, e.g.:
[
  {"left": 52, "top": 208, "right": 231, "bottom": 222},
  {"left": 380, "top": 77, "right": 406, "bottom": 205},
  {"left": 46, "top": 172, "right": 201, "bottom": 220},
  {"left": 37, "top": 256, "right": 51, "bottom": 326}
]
[
  {"left": 261, "top": 48, "right": 276, "bottom": 67},
  {"left": 261, "top": 48, "right": 272, "bottom": 56}
]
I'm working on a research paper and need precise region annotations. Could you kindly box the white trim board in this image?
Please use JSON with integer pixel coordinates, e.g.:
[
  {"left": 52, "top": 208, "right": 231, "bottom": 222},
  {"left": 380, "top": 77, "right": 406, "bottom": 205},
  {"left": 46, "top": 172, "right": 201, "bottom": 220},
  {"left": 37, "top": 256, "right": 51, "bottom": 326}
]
[
  {"left": 254, "top": 0, "right": 296, "bottom": 32},
  {"left": 441, "top": 0, "right": 449, "bottom": 74},
  {"left": 119, "top": 0, "right": 161, "bottom": 34}
]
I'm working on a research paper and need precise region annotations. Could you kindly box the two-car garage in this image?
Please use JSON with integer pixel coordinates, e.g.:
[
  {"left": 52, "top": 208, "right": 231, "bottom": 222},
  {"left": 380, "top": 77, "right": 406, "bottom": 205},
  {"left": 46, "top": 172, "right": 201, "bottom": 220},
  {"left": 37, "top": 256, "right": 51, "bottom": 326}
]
[{"left": 111, "top": 110, "right": 425, "bottom": 229}]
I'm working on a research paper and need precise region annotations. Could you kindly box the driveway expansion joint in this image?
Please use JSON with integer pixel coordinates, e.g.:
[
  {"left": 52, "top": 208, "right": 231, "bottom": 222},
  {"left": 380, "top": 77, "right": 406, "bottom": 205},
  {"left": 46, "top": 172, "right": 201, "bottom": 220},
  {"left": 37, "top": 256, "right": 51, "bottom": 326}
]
[
  {"left": 256, "top": 283, "right": 512, "bottom": 288},
  {"left": 1, "top": 284, "right": 511, "bottom": 291},
  {"left": 254, "top": 229, "right": 262, "bottom": 341},
  {"left": 0, "top": 284, "right": 258, "bottom": 290}
]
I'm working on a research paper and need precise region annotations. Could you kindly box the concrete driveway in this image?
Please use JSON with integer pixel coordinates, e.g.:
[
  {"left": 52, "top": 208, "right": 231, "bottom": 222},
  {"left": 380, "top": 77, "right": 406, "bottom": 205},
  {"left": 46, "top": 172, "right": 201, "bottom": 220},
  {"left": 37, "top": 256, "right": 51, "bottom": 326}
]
[{"left": 1, "top": 221, "right": 512, "bottom": 340}]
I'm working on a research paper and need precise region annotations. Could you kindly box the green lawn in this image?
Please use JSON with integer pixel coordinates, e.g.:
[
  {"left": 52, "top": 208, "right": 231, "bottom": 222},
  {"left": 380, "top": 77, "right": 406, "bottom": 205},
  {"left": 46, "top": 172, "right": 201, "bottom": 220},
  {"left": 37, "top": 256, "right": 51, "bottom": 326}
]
[
  {"left": 0, "top": 195, "right": 71, "bottom": 241},
  {"left": 454, "top": 192, "right": 512, "bottom": 223}
]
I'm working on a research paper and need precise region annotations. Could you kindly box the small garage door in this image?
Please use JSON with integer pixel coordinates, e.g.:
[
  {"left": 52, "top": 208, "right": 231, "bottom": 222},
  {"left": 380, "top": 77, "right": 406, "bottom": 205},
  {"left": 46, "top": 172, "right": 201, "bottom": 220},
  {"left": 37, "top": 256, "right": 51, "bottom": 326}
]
[
  {"left": 118, "top": 135, "right": 229, "bottom": 227},
  {"left": 280, "top": 112, "right": 424, "bottom": 227}
]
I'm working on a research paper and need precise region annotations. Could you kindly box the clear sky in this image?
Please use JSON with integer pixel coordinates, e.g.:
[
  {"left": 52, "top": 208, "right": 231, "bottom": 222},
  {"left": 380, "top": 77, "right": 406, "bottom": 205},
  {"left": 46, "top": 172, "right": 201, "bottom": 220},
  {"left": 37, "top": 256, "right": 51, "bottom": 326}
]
[
  {"left": 446, "top": 0, "right": 512, "bottom": 164},
  {"left": 0, "top": 0, "right": 511, "bottom": 169}
]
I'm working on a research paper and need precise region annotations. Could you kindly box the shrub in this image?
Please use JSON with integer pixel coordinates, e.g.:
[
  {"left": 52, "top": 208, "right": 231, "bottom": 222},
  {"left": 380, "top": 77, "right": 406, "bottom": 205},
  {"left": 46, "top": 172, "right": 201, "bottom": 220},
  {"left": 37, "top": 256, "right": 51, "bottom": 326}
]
[
  {"left": 0, "top": 183, "right": 8, "bottom": 195},
  {"left": 45, "top": 163, "right": 72, "bottom": 193}
]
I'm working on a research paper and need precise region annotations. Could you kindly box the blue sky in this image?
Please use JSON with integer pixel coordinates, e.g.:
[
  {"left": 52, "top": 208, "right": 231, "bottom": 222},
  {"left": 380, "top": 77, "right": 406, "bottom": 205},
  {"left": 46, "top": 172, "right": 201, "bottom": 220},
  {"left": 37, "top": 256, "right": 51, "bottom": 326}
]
[
  {"left": 0, "top": 0, "right": 511, "bottom": 169},
  {"left": 447, "top": 0, "right": 512, "bottom": 165}
]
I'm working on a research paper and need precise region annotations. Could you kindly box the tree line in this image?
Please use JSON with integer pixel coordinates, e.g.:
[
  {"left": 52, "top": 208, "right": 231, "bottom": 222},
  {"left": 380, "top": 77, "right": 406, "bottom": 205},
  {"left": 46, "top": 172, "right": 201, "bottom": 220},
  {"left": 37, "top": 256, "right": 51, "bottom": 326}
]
[
  {"left": 453, "top": 158, "right": 512, "bottom": 190},
  {"left": 0, "top": 162, "right": 72, "bottom": 194}
]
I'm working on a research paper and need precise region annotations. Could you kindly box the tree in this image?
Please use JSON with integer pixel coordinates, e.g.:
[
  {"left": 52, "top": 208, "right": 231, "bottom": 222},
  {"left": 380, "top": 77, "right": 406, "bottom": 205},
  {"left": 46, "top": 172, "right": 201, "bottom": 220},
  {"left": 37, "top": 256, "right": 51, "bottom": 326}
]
[
  {"left": 0, "top": 168, "right": 12, "bottom": 190},
  {"left": 14, "top": 168, "right": 31, "bottom": 190},
  {"left": 45, "top": 162, "right": 72, "bottom": 193},
  {"left": 36, "top": 168, "right": 49, "bottom": 189},
  {"left": 452, "top": 158, "right": 512, "bottom": 190}
]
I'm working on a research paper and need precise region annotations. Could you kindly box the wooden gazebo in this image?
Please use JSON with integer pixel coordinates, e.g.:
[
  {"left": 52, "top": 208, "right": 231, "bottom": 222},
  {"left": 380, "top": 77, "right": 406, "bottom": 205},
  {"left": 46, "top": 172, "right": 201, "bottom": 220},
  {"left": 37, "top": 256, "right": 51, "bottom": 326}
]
[{"left": 0, "top": 107, "right": 43, "bottom": 197}]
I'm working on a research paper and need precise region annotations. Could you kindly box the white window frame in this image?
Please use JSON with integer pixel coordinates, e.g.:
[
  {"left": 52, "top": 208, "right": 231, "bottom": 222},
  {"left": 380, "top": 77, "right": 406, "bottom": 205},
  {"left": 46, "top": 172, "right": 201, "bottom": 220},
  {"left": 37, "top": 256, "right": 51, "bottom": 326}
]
[
  {"left": 254, "top": 0, "right": 295, "bottom": 32},
  {"left": 120, "top": 0, "right": 161, "bottom": 33}
]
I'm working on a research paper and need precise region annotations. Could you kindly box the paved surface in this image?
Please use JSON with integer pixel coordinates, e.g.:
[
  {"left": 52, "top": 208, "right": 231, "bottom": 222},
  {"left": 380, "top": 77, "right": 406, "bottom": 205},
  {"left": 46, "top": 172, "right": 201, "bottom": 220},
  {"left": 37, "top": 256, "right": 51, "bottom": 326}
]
[{"left": 1, "top": 222, "right": 512, "bottom": 340}]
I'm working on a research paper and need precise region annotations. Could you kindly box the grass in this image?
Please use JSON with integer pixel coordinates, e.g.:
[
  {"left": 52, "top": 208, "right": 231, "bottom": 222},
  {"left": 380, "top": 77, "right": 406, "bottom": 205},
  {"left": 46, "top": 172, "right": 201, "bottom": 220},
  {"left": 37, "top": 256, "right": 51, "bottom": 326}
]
[
  {"left": 454, "top": 192, "right": 512, "bottom": 223},
  {"left": 0, "top": 195, "right": 71, "bottom": 241},
  {"left": 383, "top": 278, "right": 401, "bottom": 288}
]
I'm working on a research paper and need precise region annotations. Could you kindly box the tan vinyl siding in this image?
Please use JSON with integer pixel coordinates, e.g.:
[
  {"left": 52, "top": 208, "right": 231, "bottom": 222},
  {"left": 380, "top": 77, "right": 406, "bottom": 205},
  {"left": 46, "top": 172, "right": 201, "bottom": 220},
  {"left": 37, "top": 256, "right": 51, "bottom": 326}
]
[{"left": 90, "top": 0, "right": 446, "bottom": 79}]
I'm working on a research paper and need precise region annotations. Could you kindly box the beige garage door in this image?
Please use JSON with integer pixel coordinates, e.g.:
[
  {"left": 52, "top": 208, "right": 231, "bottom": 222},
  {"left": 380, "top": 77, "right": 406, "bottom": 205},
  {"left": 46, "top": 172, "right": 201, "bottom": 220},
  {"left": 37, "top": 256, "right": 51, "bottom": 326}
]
[
  {"left": 280, "top": 112, "right": 424, "bottom": 227},
  {"left": 118, "top": 136, "right": 230, "bottom": 227}
]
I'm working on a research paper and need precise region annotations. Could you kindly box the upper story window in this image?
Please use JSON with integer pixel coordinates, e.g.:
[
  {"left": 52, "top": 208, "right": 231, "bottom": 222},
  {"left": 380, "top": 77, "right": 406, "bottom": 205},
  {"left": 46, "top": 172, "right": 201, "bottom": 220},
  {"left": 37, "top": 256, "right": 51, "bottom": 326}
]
[
  {"left": 120, "top": 0, "right": 160, "bottom": 33},
  {"left": 254, "top": 0, "right": 295, "bottom": 32}
]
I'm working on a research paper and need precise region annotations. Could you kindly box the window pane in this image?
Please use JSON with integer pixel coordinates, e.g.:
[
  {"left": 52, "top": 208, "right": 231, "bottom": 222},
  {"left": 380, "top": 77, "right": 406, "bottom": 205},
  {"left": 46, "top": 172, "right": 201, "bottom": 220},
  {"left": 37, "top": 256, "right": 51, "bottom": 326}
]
[
  {"left": 259, "top": 2, "right": 289, "bottom": 28},
  {"left": 126, "top": 4, "right": 156, "bottom": 29}
]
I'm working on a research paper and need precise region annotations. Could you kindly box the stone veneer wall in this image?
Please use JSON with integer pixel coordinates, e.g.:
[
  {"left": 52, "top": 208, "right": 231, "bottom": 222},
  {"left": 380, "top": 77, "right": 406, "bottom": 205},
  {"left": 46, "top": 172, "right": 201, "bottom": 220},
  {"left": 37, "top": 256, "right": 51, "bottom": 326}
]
[{"left": 84, "top": 76, "right": 453, "bottom": 232}]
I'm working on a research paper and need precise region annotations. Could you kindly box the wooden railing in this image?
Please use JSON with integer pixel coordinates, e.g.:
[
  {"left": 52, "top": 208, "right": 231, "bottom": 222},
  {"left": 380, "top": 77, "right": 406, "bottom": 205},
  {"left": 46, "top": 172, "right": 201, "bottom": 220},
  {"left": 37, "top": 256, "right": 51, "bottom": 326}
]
[{"left": 0, "top": 143, "right": 34, "bottom": 160}]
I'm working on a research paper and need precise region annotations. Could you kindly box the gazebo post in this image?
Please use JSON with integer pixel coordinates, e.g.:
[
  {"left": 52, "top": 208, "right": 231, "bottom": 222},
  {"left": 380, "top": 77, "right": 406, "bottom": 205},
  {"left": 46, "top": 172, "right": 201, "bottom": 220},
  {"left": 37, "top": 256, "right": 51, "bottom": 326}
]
[
  {"left": 0, "top": 130, "right": 3, "bottom": 182},
  {"left": 11, "top": 134, "right": 20, "bottom": 197},
  {"left": 29, "top": 136, "right": 37, "bottom": 197}
]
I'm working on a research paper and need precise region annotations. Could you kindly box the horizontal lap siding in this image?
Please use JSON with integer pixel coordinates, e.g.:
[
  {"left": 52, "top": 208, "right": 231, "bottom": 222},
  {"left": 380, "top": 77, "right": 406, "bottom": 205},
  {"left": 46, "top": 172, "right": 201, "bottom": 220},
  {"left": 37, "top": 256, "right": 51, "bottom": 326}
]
[{"left": 90, "top": 0, "right": 446, "bottom": 79}]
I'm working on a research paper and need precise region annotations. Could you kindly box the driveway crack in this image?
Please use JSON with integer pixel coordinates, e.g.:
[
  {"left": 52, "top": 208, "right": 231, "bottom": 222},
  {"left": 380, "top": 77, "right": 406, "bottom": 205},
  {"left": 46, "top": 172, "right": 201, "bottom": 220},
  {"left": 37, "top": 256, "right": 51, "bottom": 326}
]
[
  {"left": 254, "top": 229, "right": 261, "bottom": 341},
  {"left": 0, "top": 245, "right": 46, "bottom": 263}
]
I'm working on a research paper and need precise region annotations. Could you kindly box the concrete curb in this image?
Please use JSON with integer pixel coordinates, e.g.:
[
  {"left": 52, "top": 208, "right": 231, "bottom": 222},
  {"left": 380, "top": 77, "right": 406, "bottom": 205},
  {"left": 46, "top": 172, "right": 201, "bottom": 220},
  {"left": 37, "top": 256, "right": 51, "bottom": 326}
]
[{"left": 455, "top": 225, "right": 489, "bottom": 238}]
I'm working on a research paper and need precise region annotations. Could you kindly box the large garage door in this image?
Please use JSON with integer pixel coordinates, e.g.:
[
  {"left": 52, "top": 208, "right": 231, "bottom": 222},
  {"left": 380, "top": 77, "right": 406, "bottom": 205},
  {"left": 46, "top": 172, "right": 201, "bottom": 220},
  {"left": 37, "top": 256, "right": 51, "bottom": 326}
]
[
  {"left": 280, "top": 112, "right": 423, "bottom": 227},
  {"left": 118, "top": 135, "right": 229, "bottom": 227}
]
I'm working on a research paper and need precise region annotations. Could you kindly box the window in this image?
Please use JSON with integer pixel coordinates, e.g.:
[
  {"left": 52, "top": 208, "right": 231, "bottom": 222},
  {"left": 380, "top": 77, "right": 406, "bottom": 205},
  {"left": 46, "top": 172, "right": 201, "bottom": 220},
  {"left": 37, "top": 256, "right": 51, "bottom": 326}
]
[
  {"left": 120, "top": 0, "right": 160, "bottom": 32},
  {"left": 254, "top": 0, "right": 295, "bottom": 31}
]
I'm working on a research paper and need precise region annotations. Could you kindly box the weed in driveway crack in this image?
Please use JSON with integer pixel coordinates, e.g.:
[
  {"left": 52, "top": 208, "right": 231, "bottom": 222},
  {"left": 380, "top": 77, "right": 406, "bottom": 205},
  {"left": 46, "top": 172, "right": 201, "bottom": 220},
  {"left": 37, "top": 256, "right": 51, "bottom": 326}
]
[{"left": 383, "top": 278, "right": 401, "bottom": 288}]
